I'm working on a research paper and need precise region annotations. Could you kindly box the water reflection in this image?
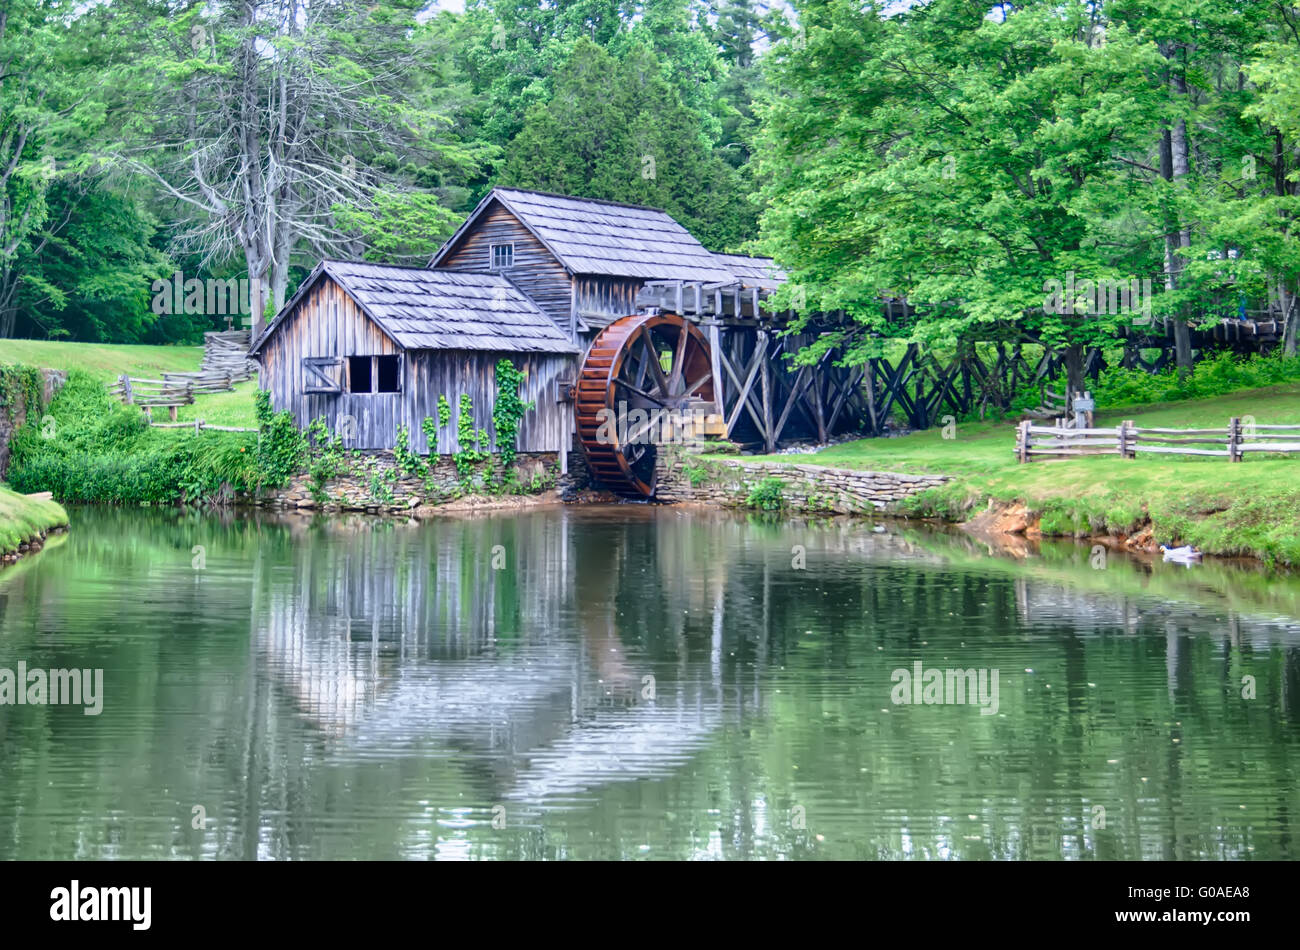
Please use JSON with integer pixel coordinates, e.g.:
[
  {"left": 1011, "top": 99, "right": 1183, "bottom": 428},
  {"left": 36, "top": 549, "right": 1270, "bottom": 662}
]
[{"left": 0, "top": 505, "right": 1297, "bottom": 859}]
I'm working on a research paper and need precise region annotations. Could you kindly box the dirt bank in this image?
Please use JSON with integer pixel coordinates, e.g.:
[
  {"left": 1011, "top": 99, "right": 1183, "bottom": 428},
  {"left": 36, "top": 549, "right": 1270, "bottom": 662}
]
[{"left": 961, "top": 500, "right": 1159, "bottom": 558}]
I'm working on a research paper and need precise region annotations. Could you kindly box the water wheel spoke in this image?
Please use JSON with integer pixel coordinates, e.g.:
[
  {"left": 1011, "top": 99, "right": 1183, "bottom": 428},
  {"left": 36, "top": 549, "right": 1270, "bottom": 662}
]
[
  {"left": 683, "top": 369, "right": 713, "bottom": 398},
  {"left": 637, "top": 326, "right": 672, "bottom": 396},
  {"left": 616, "top": 379, "right": 672, "bottom": 410},
  {"left": 624, "top": 414, "right": 663, "bottom": 446},
  {"left": 669, "top": 323, "right": 690, "bottom": 394},
  {"left": 632, "top": 344, "right": 649, "bottom": 390}
]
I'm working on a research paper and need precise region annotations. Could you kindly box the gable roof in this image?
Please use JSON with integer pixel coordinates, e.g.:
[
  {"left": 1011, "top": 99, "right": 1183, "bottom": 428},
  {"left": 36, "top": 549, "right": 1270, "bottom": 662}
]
[
  {"left": 431, "top": 187, "right": 736, "bottom": 283},
  {"left": 251, "top": 261, "right": 578, "bottom": 355}
]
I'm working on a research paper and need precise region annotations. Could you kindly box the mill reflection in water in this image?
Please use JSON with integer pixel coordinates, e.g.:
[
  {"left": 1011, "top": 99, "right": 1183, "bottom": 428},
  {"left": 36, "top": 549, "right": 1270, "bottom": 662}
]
[{"left": 0, "top": 505, "right": 1297, "bottom": 859}]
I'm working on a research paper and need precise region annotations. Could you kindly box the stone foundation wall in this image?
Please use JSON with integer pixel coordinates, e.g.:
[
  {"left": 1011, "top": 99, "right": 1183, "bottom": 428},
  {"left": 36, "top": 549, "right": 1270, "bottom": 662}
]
[
  {"left": 0, "top": 368, "right": 66, "bottom": 478},
  {"left": 253, "top": 449, "right": 592, "bottom": 512},
  {"left": 654, "top": 451, "right": 950, "bottom": 514}
]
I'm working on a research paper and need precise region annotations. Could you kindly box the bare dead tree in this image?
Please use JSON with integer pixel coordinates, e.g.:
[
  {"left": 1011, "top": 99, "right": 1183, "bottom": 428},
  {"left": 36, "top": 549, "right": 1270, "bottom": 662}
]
[{"left": 116, "top": 1, "right": 457, "bottom": 338}]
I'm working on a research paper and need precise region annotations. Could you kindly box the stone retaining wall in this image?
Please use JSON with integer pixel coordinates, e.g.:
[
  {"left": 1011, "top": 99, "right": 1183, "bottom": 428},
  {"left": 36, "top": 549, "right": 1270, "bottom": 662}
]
[
  {"left": 654, "top": 451, "right": 949, "bottom": 514},
  {"left": 252, "top": 449, "right": 592, "bottom": 512}
]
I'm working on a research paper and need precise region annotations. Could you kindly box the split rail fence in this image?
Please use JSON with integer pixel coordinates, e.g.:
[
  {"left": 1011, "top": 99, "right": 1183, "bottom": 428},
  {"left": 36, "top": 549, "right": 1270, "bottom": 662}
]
[
  {"left": 148, "top": 419, "right": 257, "bottom": 433},
  {"left": 108, "top": 375, "right": 196, "bottom": 420},
  {"left": 1016, "top": 418, "right": 1300, "bottom": 463}
]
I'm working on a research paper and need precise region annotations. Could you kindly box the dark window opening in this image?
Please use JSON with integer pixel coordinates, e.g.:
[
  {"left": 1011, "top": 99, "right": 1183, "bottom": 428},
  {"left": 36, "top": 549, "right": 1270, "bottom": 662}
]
[
  {"left": 348, "top": 356, "right": 372, "bottom": 394},
  {"left": 490, "top": 243, "right": 514, "bottom": 270},
  {"left": 376, "top": 355, "right": 400, "bottom": 393}
]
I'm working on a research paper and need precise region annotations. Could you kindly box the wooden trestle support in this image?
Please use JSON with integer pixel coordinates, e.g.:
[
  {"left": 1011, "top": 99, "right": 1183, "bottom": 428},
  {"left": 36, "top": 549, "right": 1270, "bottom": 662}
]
[{"left": 572, "top": 280, "right": 1289, "bottom": 496}]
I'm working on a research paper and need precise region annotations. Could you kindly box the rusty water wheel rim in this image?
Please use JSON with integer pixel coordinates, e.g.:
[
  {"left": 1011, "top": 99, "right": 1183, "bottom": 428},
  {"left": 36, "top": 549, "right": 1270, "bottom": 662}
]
[{"left": 576, "top": 312, "right": 715, "bottom": 497}]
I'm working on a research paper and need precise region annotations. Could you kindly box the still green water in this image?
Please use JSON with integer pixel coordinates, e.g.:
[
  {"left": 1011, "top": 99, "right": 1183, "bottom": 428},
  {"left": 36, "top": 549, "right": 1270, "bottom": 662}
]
[{"left": 0, "top": 504, "right": 1297, "bottom": 860}]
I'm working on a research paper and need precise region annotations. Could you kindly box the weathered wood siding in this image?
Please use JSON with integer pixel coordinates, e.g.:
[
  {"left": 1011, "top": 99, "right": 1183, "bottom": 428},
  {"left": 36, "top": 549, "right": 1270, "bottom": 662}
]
[
  {"left": 574, "top": 275, "right": 644, "bottom": 332},
  {"left": 258, "top": 273, "right": 576, "bottom": 454},
  {"left": 403, "top": 349, "right": 574, "bottom": 455},
  {"left": 438, "top": 200, "right": 575, "bottom": 334}
]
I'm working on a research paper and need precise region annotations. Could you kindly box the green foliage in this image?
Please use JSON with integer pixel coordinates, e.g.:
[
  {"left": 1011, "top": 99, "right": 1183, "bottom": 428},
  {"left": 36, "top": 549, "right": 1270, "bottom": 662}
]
[
  {"left": 683, "top": 462, "right": 714, "bottom": 486},
  {"left": 394, "top": 423, "right": 427, "bottom": 477},
  {"left": 0, "top": 364, "right": 43, "bottom": 423},
  {"left": 492, "top": 358, "right": 534, "bottom": 468},
  {"left": 331, "top": 191, "right": 465, "bottom": 264},
  {"left": 421, "top": 415, "right": 440, "bottom": 455},
  {"left": 306, "top": 417, "right": 347, "bottom": 504},
  {"left": 501, "top": 38, "right": 755, "bottom": 250},
  {"left": 454, "top": 392, "right": 491, "bottom": 479},
  {"left": 254, "top": 389, "right": 306, "bottom": 489},
  {"left": 1086, "top": 351, "right": 1300, "bottom": 409},
  {"left": 368, "top": 469, "right": 396, "bottom": 506},
  {"left": 805, "top": 491, "right": 836, "bottom": 513},
  {"left": 745, "top": 476, "right": 785, "bottom": 511},
  {"left": 757, "top": 2, "right": 1165, "bottom": 359},
  {"left": 8, "top": 370, "right": 261, "bottom": 505}
]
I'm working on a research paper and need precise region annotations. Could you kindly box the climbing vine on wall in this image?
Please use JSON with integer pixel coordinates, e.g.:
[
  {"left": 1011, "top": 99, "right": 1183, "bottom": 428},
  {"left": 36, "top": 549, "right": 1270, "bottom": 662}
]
[
  {"left": 454, "top": 392, "right": 490, "bottom": 478},
  {"left": 492, "top": 359, "right": 534, "bottom": 468},
  {"left": 420, "top": 416, "right": 438, "bottom": 455},
  {"left": 306, "top": 416, "right": 347, "bottom": 503}
]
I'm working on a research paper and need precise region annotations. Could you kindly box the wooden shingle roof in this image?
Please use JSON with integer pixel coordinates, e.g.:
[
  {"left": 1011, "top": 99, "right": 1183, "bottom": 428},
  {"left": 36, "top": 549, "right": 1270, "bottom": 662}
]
[
  {"left": 712, "top": 253, "right": 785, "bottom": 290},
  {"left": 253, "top": 261, "right": 578, "bottom": 355},
  {"left": 432, "top": 188, "right": 736, "bottom": 283}
]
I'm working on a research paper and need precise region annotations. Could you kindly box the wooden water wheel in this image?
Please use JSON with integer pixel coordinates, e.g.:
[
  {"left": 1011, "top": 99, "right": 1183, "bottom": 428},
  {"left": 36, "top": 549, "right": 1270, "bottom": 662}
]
[{"left": 576, "top": 313, "right": 715, "bottom": 497}]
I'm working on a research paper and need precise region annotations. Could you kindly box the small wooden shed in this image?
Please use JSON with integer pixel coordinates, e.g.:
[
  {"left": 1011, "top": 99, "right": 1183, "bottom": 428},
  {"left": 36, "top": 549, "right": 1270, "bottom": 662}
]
[{"left": 250, "top": 260, "right": 578, "bottom": 454}]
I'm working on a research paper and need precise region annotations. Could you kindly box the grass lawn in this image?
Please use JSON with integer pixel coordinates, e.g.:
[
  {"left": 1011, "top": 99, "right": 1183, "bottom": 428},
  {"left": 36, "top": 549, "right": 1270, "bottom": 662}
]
[
  {"left": 2, "top": 339, "right": 259, "bottom": 429},
  {"left": 0, "top": 340, "right": 204, "bottom": 381},
  {"left": 0, "top": 485, "right": 68, "bottom": 555},
  {"left": 173, "top": 379, "right": 259, "bottom": 429},
  {"left": 724, "top": 383, "right": 1300, "bottom": 563}
]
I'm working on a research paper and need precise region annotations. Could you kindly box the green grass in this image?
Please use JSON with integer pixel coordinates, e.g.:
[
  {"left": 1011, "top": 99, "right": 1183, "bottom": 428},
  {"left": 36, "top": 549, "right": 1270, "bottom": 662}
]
[
  {"left": 0, "top": 340, "right": 204, "bottom": 382},
  {"left": 174, "top": 379, "right": 259, "bottom": 428},
  {"left": 0, "top": 485, "right": 68, "bottom": 555},
  {"left": 719, "top": 383, "right": 1300, "bottom": 564}
]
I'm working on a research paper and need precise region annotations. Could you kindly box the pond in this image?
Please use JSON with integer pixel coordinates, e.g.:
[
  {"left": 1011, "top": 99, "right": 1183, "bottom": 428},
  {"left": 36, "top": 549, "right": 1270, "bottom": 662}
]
[{"left": 0, "top": 504, "right": 1297, "bottom": 860}]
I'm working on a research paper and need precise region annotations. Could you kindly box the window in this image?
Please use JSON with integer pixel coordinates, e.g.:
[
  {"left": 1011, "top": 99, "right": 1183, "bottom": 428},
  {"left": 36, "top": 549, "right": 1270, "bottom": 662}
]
[
  {"left": 490, "top": 243, "right": 514, "bottom": 270},
  {"left": 348, "top": 356, "right": 372, "bottom": 394},
  {"left": 376, "top": 355, "right": 400, "bottom": 393},
  {"left": 348, "top": 355, "right": 401, "bottom": 394}
]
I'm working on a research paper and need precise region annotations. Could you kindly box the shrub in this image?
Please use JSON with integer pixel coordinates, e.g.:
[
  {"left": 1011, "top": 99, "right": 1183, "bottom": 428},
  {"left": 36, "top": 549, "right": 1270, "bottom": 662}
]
[
  {"left": 254, "top": 389, "right": 306, "bottom": 488},
  {"left": 9, "top": 371, "right": 268, "bottom": 504},
  {"left": 745, "top": 476, "right": 786, "bottom": 511},
  {"left": 1071, "top": 351, "right": 1300, "bottom": 410}
]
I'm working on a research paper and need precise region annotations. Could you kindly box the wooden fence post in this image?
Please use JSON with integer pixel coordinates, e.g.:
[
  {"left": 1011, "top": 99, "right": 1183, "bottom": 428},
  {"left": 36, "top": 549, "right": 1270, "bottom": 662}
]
[
  {"left": 1122, "top": 420, "right": 1135, "bottom": 459},
  {"left": 1228, "top": 416, "right": 1242, "bottom": 462},
  {"left": 1017, "top": 420, "right": 1030, "bottom": 463},
  {"left": 120, "top": 373, "right": 133, "bottom": 404}
]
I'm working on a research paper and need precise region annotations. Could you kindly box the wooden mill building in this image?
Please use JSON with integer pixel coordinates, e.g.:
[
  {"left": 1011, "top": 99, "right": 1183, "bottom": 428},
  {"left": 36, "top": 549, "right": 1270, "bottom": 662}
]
[{"left": 252, "top": 187, "right": 828, "bottom": 490}]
